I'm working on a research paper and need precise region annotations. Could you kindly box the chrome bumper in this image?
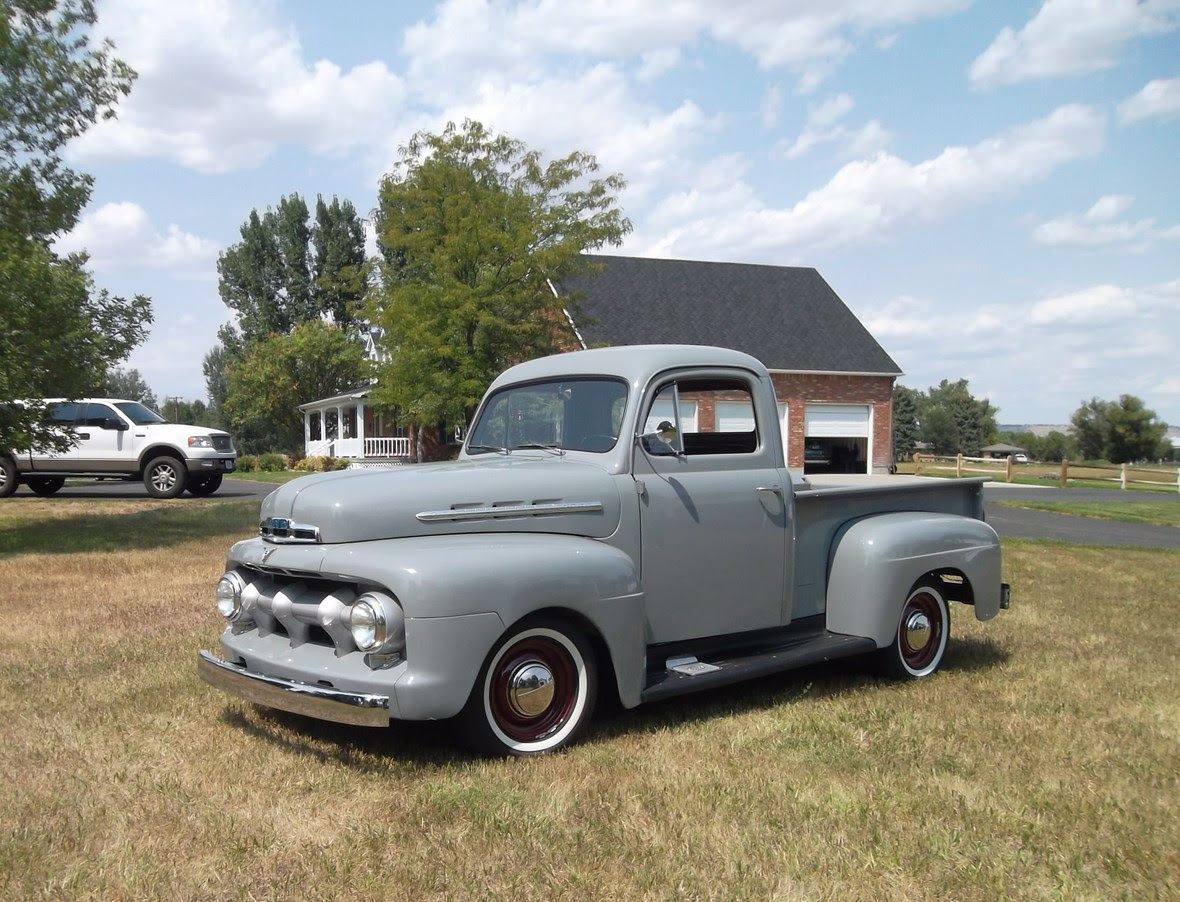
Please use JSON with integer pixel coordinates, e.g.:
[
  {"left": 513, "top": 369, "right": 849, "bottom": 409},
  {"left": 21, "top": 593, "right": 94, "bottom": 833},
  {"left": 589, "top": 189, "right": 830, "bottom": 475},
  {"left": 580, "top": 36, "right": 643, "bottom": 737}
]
[{"left": 197, "top": 650, "right": 390, "bottom": 727}]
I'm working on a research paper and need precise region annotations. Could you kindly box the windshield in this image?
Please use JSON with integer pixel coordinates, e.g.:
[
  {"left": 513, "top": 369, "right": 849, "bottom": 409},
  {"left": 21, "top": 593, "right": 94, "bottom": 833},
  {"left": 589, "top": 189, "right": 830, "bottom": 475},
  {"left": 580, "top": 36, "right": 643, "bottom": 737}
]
[
  {"left": 467, "top": 378, "right": 628, "bottom": 454},
  {"left": 113, "top": 401, "right": 167, "bottom": 425}
]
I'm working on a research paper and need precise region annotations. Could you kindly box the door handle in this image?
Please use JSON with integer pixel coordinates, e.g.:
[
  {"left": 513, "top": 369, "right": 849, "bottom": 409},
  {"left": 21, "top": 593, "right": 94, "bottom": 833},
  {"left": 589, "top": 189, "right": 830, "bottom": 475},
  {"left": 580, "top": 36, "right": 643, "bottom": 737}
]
[{"left": 756, "top": 485, "right": 783, "bottom": 496}]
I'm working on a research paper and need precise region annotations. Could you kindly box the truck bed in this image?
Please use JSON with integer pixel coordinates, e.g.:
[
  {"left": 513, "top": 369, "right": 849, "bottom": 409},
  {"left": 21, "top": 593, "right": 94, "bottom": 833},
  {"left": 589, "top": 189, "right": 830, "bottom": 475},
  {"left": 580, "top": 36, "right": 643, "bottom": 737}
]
[{"left": 790, "top": 475, "right": 990, "bottom": 619}]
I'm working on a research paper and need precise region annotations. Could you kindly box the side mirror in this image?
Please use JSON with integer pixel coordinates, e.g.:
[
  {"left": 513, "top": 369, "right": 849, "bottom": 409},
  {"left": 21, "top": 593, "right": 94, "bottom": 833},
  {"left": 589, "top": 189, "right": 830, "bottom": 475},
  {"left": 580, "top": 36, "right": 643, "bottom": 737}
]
[
  {"left": 640, "top": 421, "right": 683, "bottom": 456},
  {"left": 102, "top": 417, "right": 129, "bottom": 431}
]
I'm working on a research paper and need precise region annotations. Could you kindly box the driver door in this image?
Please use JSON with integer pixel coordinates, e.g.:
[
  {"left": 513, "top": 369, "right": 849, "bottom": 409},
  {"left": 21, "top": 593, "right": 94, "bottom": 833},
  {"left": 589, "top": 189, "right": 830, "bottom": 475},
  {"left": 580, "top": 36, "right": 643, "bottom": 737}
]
[{"left": 633, "top": 372, "right": 789, "bottom": 643}]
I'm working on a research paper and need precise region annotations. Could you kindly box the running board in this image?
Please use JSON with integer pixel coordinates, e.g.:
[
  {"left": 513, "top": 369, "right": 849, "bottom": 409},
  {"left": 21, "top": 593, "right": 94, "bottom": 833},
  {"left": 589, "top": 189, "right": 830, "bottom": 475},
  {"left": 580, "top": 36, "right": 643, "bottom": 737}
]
[{"left": 641, "top": 631, "right": 877, "bottom": 704}]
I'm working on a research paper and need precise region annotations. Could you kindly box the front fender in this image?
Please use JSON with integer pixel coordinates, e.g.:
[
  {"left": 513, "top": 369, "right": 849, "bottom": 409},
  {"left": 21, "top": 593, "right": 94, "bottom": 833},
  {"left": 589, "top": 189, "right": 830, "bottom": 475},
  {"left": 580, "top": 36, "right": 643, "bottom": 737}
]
[
  {"left": 319, "top": 533, "right": 647, "bottom": 710},
  {"left": 826, "top": 512, "right": 1003, "bottom": 648}
]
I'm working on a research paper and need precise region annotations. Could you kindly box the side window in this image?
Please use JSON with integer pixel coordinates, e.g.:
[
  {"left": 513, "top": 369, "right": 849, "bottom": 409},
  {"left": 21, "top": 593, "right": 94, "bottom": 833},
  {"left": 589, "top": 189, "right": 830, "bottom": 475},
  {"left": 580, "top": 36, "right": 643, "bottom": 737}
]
[
  {"left": 79, "top": 403, "right": 117, "bottom": 427},
  {"left": 643, "top": 377, "right": 759, "bottom": 455},
  {"left": 49, "top": 402, "right": 78, "bottom": 426}
]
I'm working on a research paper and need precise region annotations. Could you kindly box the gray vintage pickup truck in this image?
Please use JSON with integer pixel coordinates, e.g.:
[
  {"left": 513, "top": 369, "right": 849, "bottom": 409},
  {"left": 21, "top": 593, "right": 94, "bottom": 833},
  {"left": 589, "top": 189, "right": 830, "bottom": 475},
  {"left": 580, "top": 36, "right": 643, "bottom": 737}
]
[{"left": 199, "top": 345, "right": 1009, "bottom": 755}]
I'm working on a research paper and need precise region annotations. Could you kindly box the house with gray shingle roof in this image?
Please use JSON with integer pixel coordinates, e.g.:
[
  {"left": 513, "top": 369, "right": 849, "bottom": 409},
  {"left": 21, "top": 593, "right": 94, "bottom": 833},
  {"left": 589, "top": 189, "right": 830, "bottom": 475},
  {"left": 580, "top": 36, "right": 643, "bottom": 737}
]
[
  {"left": 300, "top": 255, "right": 902, "bottom": 473},
  {"left": 559, "top": 255, "right": 902, "bottom": 474}
]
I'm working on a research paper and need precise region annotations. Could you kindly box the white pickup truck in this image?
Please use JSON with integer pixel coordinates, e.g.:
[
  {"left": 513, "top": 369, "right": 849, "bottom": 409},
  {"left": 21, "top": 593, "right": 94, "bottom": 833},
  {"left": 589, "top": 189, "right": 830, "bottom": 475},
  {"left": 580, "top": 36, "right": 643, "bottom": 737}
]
[
  {"left": 1, "top": 398, "right": 237, "bottom": 498},
  {"left": 199, "top": 345, "right": 1009, "bottom": 756}
]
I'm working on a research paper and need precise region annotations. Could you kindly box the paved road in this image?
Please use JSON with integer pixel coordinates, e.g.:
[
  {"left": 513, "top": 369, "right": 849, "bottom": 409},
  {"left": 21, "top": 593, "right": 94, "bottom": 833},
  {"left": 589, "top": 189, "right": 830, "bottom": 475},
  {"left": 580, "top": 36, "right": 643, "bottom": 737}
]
[
  {"left": 9, "top": 477, "right": 278, "bottom": 502},
  {"left": 983, "top": 483, "right": 1180, "bottom": 549}
]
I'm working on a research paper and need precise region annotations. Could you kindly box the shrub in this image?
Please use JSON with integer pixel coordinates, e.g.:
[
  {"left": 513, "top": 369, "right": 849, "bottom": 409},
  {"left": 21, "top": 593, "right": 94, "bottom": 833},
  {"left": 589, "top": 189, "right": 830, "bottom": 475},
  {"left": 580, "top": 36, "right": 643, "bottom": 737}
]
[
  {"left": 236, "top": 455, "right": 259, "bottom": 472},
  {"left": 257, "top": 452, "right": 286, "bottom": 472},
  {"left": 331, "top": 458, "right": 351, "bottom": 471}
]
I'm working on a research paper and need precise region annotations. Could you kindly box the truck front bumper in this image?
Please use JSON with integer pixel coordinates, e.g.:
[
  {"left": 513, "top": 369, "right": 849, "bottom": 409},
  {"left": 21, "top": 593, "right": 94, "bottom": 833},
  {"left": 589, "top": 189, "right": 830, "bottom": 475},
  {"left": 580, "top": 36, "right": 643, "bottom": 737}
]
[{"left": 197, "top": 650, "right": 390, "bottom": 727}]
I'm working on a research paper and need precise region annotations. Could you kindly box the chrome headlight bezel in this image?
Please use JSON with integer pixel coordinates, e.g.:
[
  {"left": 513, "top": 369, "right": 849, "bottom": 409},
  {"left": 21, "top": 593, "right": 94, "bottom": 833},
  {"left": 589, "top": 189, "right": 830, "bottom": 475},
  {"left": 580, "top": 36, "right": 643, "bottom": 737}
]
[
  {"left": 216, "top": 571, "right": 248, "bottom": 621},
  {"left": 348, "top": 592, "right": 405, "bottom": 654},
  {"left": 187, "top": 435, "right": 214, "bottom": 448}
]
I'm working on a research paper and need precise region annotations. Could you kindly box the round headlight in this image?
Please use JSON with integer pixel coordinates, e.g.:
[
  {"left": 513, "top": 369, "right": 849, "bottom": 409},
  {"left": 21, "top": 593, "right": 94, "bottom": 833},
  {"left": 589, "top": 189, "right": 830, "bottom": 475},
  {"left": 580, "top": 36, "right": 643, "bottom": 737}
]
[
  {"left": 350, "top": 597, "right": 385, "bottom": 652},
  {"left": 216, "top": 571, "right": 247, "bottom": 621},
  {"left": 348, "top": 592, "right": 405, "bottom": 654}
]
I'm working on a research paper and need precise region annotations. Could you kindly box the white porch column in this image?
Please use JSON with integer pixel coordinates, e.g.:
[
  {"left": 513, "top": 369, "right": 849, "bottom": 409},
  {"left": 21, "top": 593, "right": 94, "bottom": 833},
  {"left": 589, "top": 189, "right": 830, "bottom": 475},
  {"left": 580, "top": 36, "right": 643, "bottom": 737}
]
[
  {"left": 356, "top": 399, "right": 366, "bottom": 456},
  {"left": 303, "top": 410, "right": 311, "bottom": 455}
]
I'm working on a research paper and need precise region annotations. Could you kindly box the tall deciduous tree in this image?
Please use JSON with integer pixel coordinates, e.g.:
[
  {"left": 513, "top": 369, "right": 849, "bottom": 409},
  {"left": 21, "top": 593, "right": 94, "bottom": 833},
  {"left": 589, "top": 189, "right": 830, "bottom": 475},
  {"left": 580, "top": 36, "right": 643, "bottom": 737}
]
[
  {"left": 1, "top": 0, "right": 151, "bottom": 454},
  {"left": 102, "top": 367, "right": 158, "bottom": 409},
  {"left": 215, "top": 193, "right": 366, "bottom": 345},
  {"left": 1071, "top": 395, "right": 1167, "bottom": 463},
  {"left": 223, "top": 320, "right": 369, "bottom": 454},
  {"left": 368, "top": 120, "right": 631, "bottom": 442}
]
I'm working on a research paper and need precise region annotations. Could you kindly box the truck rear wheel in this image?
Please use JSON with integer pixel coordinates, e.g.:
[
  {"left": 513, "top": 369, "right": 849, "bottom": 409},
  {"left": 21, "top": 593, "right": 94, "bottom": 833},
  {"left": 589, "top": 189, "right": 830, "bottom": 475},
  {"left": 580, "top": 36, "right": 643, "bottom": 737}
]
[
  {"left": 26, "top": 476, "right": 65, "bottom": 496},
  {"left": 0, "top": 457, "right": 17, "bottom": 497},
  {"left": 459, "top": 617, "right": 597, "bottom": 757},
  {"left": 877, "top": 582, "right": 949, "bottom": 679},
  {"left": 144, "top": 455, "right": 187, "bottom": 499}
]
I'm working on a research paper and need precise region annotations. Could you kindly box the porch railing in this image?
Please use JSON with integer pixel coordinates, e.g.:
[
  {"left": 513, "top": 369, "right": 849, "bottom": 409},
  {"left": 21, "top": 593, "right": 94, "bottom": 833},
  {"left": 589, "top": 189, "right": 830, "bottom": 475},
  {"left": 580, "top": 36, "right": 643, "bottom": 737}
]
[{"left": 365, "top": 436, "right": 411, "bottom": 458}]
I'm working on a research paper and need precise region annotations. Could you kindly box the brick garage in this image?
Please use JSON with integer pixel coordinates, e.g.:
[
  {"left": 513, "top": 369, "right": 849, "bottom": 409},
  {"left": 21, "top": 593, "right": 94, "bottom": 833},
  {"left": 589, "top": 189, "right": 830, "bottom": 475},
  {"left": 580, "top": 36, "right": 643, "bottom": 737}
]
[{"left": 561, "top": 255, "right": 902, "bottom": 474}]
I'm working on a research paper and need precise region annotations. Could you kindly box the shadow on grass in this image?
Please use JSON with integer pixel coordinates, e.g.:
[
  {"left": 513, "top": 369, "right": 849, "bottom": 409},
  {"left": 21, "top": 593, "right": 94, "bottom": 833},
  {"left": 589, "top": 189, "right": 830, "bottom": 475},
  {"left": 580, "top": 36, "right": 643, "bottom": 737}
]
[
  {"left": 0, "top": 499, "right": 258, "bottom": 555},
  {"left": 216, "top": 637, "right": 1010, "bottom": 766}
]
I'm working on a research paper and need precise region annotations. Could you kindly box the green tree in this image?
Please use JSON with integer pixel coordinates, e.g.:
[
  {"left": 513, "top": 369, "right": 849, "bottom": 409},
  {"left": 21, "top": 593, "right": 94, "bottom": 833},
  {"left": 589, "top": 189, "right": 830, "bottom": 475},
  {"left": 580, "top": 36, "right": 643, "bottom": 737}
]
[
  {"left": 223, "top": 320, "right": 369, "bottom": 454},
  {"left": 368, "top": 120, "right": 631, "bottom": 444},
  {"left": 312, "top": 195, "right": 367, "bottom": 328},
  {"left": 1, "top": 0, "right": 151, "bottom": 453},
  {"left": 1039, "top": 430, "right": 1073, "bottom": 463},
  {"left": 215, "top": 193, "right": 366, "bottom": 345},
  {"left": 102, "top": 366, "right": 158, "bottom": 408},
  {"left": 923, "top": 378, "right": 996, "bottom": 455},
  {"left": 1071, "top": 395, "right": 1168, "bottom": 463},
  {"left": 891, "top": 384, "right": 921, "bottom": 462}
]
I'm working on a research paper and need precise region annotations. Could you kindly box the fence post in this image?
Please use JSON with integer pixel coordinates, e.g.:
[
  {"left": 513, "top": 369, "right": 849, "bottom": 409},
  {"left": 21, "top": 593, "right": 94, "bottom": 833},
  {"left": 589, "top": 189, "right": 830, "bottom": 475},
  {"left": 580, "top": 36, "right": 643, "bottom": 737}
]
[
  {"left": 1121, "top": 463, "right": 1128, "bottom": 490},
  {"left": 913, "top": 452, "right": 922, "bottom": 475},
  {"left": 956, "top": 453, "right": 963, "bottom": 477},
  {"left": 1006, "top": 455, "right": 1013, "bottom": 482},
  {"left": 1060, "top": 459, "right": 1068, "bottom": 489}
]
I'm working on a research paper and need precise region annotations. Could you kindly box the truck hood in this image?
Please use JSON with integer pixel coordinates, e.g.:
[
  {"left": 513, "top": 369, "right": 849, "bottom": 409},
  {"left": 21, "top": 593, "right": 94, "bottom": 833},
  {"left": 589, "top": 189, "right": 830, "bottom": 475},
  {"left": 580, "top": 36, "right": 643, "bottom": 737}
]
[{"left": 258, "top": 457, "right": 623, "bottom": 544}]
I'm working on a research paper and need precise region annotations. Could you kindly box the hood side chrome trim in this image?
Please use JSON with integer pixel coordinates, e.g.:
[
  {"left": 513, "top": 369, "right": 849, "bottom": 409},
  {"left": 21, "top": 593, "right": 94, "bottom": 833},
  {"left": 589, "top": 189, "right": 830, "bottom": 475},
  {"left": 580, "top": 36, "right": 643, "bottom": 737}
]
[{"left": 416, "top": 500, "right": 604, "bottom": 522}]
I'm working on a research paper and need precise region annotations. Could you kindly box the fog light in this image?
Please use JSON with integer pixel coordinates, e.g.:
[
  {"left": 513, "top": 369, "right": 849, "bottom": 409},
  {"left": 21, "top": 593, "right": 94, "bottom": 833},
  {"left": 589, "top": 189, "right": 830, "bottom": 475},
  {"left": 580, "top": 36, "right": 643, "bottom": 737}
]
[{"left": 216, "top": 571, "right": 247, "bottom": 621}]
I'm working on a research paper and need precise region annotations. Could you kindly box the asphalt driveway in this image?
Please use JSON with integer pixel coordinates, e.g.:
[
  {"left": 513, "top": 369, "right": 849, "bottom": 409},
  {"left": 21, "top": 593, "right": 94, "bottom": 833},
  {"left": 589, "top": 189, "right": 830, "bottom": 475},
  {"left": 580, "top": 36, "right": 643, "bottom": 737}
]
[{"left": 983, "top": 483, "right": 1180, "bottom": 549}]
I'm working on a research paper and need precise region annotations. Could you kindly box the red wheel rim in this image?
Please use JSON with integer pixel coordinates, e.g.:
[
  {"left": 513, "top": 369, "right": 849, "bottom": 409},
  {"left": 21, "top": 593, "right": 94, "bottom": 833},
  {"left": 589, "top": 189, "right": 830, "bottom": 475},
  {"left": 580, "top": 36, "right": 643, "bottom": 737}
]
[
  {"left": 899, "top": 590, "right": 943, "bottom": 671},
  {"left": 487, "top": 635, "right": 578, "bottom": 743}
]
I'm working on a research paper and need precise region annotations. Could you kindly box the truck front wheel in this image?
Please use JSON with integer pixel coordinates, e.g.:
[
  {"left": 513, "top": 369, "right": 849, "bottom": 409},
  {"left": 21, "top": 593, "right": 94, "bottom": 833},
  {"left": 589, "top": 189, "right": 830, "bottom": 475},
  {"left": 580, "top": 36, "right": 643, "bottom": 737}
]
[
  {"left": 878, "top": 582, "right": 949, "bottom": 679},
  {"left": 186, "top": 472, "right": 223, "bottom": 496},
  {"left": 144, "top": 455, "right": 187, "bottom": 499},
  {"left": 459, "top": 617, "right": 597, "bottom": 757}
]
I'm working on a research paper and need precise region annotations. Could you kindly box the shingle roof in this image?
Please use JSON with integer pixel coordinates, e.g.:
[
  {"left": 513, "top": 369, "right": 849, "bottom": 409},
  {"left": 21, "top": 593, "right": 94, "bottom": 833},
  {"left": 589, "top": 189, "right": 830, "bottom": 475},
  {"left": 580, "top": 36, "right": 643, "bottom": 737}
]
[{"left": 559, "top": 255, "right": 901, "bottom": 376}]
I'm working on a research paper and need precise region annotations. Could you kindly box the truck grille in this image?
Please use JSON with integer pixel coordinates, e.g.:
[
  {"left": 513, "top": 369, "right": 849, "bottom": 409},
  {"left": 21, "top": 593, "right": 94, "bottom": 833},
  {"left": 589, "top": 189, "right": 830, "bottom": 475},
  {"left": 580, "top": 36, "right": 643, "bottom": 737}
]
[
  {"left": 212, "top": 434, "right": 233, "bottom": 452},
  {"left": 236, "top": 567, "right": 363, "bottom": 654}
]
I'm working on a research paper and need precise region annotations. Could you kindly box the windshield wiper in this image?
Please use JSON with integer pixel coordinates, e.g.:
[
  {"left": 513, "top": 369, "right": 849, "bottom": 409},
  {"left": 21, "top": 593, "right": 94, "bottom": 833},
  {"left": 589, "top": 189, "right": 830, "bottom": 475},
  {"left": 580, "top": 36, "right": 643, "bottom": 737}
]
[
  {"left": 513, "top": 443, "right": 566, "bottom": 456},
  {"left": 467, "top": 443, "right": 510, "bottom": 455}
]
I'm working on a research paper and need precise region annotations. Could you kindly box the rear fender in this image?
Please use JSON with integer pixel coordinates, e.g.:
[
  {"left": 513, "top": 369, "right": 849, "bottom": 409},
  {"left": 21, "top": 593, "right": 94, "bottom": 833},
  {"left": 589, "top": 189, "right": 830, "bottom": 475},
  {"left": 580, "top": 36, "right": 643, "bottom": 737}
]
[{"left": 826, "top": 512, "right": 1003, "bottom": 648}]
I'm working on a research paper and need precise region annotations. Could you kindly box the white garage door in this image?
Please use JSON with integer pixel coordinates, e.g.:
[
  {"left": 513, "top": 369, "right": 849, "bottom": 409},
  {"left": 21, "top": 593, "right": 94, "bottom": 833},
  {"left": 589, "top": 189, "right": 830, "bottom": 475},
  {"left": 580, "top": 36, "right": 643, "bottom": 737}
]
[
  {"left": 804, "top": 404, "right": 870, "bottom": 438},
  {"left": 715, "top": 400, "right": 755, "bottom": 432}
]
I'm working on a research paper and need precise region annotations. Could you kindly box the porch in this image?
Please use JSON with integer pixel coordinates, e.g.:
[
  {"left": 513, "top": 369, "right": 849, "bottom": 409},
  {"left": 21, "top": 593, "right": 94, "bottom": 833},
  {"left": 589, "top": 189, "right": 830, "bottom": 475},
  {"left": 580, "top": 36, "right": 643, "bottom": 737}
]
[{"left": 298, "top": 389, "right": 410, "bottom": 466}]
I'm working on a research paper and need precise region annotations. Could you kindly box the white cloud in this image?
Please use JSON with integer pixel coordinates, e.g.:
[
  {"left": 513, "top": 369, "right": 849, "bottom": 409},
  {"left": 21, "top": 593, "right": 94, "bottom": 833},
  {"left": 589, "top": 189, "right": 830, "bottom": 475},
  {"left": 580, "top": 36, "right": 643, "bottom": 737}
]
[
  {"left": 70, "top": 0, "right": 405, "bottom": 173},
  {"left": 646, "top": 104, "right": 1105, "bottom": 260},
  {"left": 53, "top": 202, "right": 219, "bottom": 275},
  {"left": 883, "top": 279, "right": 1180, "bottom": 422},
  {"left": 403, "top": 0, "right": 971, "bottom": 95},
  {"left": 969, "top": 0, "right": 1179, "bottom": 89},
  {"left": 1119, "top": 76, "right": 1180, "bottom": 123},
  {"left": 1029, "top": 283, "right": 1137, "bottom": 325},
  {"left": 781, "top": 93, "right": 890, "bottom": 160},
  {"left": 1033, "top": 194, "right": 1179, "bottom": 247}
]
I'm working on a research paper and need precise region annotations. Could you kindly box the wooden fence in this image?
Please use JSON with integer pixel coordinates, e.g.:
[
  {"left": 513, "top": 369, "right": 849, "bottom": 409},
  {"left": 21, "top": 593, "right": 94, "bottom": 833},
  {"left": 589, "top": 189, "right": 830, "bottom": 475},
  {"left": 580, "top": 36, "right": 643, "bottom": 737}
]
[{"left": 912, "top": 454, "right": 1180, "bottom": 492}]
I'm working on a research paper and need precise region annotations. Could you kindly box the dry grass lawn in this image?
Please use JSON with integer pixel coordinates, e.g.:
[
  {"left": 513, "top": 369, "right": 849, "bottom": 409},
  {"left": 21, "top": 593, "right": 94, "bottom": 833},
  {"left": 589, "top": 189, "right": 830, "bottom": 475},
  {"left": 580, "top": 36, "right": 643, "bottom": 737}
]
[{"left": 1, "top": 497, "right": 1177, "bottom": 900}]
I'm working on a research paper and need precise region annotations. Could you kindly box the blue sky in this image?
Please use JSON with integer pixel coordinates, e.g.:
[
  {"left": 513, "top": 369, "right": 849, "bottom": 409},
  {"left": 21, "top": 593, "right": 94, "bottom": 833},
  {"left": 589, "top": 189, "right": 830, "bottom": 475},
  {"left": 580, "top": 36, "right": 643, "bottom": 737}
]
[{"left": 58, "top": 0, "right": 1180, "bottom": 426}]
